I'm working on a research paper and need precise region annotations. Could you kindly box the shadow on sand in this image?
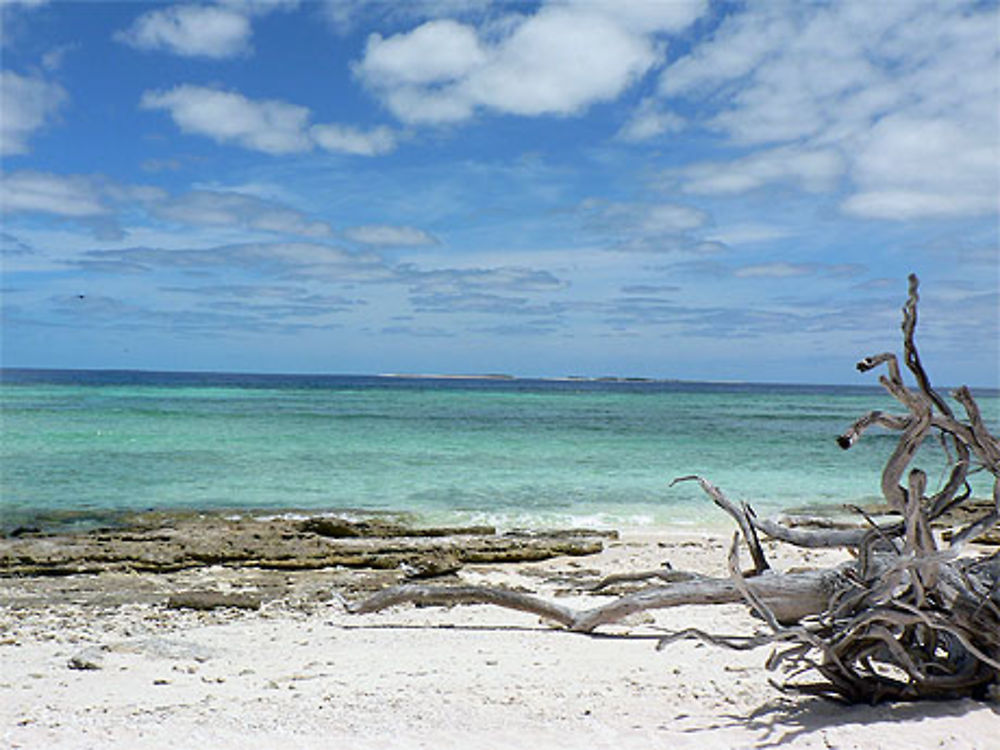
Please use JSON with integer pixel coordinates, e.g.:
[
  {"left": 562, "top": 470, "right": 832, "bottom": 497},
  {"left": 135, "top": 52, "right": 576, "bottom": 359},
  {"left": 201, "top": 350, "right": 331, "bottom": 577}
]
[{"left": 683, "top": 693, "right": 997, "bottom": 747}]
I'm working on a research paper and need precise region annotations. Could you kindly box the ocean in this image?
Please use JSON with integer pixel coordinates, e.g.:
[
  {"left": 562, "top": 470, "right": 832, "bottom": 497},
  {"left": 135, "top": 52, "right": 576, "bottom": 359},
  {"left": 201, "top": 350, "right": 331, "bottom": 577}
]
[{"left": 1, "top": 369, "right": 997, "bottom": 534}]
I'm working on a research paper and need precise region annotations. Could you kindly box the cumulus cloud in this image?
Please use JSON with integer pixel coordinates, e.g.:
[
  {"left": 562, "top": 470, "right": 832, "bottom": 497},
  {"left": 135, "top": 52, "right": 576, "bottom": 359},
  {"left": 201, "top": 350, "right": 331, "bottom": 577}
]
[
  {"left": 355, "top": 1, "right": 707, "bottom": 124},
  {"left": 310, "top": 123, "right": 396, "bottom": 156},
  {"left": 655, "top": 0, "right": 999, "bottom": 219},
  {"left": 116, "top": 4, "right": 253, "bottom": 58},
  {"left": 0, "top": 70, "right": 66, "bottom": 155},
  {"left": 142, "top": 84, "right": 397, "bottom": 156},
  {"left": 345, "top": 225, "right": 436, "bottom": 246},
  {"left": 141, "top": 85, "right": 312, "bottom": 154},
  {"left": 843, "top": 116, "right": 999, "bottom": 219},
  {"left": 561, "top": 0, "right": 707, "bottom": 34},
  {"left": 359, "top": 19, "right": 486, "bottom": 87}
]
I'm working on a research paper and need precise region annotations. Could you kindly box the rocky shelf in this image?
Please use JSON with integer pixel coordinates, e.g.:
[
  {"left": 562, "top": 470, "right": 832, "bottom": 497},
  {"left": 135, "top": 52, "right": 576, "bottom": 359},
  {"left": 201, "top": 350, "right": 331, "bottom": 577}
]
[{"left": 0, "top": 512, "right": 614, "bottom": 577}]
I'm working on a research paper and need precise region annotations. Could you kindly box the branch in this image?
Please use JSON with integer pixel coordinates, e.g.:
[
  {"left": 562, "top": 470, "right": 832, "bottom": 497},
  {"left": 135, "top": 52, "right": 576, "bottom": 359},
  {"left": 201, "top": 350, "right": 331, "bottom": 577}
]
[
  {"left": 901, "top": 273, "right": 951, "bottom": 417},
  {"left": 351, "top": 567, "right": 848, "bottom": 634},
  {"left": 349, "top": 585, "right": 577, "bottom": 628},
  {"left": 671, "top": 475, "right": 770, "bottom": 574}
]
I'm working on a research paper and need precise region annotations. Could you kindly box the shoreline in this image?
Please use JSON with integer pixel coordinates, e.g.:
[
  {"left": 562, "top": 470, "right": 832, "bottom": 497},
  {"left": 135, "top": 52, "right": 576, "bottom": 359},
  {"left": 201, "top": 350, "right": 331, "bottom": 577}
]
[
  {"left": 1, "top": 504, "right": 744, "bottom": 543},
  {"left": 3, "top": 528, "right": 998, "bottom": 748}
]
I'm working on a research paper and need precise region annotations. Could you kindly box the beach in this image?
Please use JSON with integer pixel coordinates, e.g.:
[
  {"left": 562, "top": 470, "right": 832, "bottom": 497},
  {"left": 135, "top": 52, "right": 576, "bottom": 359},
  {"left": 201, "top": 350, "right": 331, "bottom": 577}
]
[
  {"left": 2, "top": 372, "right": 998, "bottom": 747},
  {"left": 3, "top": 525, "right": 997, "bottom": 750}
]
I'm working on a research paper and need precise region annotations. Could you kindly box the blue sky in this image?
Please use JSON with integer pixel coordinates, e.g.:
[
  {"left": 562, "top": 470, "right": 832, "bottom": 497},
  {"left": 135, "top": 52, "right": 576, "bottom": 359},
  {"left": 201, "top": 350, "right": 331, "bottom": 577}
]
[{"left": 1, "top": 0, "right": 997, "bottom": 385}]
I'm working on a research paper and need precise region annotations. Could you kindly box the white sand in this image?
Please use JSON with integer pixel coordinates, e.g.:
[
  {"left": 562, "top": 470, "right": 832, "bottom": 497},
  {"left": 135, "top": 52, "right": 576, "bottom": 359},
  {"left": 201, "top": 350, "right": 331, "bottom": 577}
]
[{"left": 2, "top": 532, "right": 997, "bottom": 749}]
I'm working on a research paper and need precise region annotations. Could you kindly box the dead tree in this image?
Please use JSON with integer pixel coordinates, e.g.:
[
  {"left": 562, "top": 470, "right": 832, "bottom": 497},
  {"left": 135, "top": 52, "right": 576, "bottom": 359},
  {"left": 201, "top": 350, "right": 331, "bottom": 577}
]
[{"left": 352, "top": 275, "right": 1000, "bottom": 703}]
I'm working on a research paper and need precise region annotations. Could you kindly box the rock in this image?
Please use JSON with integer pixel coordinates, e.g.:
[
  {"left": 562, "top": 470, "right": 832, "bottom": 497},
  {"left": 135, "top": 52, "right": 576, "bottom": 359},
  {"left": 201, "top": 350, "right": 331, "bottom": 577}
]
[
  {"left": 67, "top": 637, "right": 216, "bottom": 669},
  {"left": 299, "top": 516, "right": 496, "bottom": 538},
  {"left": 68, "top": 646, "right": 107, "bottom": 670},
  {"left": 7, "top": 526, "right": 41, "bottom": 538},
  {"left": 166, "top": 590, "right": 263, "bottom": 611},
  {"left": 400, "top": 551, "right": 462, "bottom": 579},
  {"left": 0, "top": 511, "right": 607, "bottom": 576}
]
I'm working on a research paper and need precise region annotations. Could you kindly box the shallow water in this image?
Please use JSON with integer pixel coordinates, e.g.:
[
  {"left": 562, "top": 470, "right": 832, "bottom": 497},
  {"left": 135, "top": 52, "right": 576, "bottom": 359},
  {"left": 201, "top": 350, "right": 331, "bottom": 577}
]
[{"left": 2, "top": 369, "right": 996, "bottom": 532}]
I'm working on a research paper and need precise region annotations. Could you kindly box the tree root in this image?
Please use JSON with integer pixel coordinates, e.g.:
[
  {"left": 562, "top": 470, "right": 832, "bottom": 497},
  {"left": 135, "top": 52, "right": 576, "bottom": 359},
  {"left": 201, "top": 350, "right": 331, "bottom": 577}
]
[{"left": 351, "top": 275, "right": 1000, "bottom": 703}]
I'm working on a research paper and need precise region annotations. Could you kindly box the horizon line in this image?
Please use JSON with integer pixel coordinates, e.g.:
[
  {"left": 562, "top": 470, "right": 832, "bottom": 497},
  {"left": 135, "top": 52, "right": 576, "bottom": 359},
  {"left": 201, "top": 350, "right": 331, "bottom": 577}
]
[{"left": 3, "top": 364, "right": 997, "bottom": 393}]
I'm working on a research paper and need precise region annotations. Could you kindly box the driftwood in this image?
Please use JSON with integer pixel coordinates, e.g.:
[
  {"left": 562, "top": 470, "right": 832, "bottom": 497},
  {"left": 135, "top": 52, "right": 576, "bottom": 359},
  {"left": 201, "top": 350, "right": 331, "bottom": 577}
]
[{"left": 352, "top": 275, "right": 999, "bottom": 703}]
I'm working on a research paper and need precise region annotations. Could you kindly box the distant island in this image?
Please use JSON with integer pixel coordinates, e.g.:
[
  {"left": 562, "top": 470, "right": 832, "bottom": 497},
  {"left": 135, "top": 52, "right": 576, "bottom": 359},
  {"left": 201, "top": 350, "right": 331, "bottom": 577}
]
[
  {"left": 377, "top": 373, "right": 517, "bottom": 380},
  {"left": 376, "top": 373, "right": 667, "bottom": 383}
]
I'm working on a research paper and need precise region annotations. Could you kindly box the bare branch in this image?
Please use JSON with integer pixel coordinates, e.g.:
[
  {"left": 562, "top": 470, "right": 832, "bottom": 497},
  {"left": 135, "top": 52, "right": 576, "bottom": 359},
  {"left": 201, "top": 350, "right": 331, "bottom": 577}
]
[{"left": 672, "top": 475, "right": 770, "bottom": 574}]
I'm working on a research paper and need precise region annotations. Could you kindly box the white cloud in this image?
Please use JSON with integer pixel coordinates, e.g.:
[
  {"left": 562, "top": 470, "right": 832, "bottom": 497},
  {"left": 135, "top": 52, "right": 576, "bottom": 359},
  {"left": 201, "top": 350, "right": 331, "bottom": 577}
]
[
  {"left": 323, "top": 0, "right": 491, "bottom": 34},
  {"left": 141, "top": 85, "right": 312, "bottom": 154},
  {"left": 142, "top": 84, "right": 398, "bottom": 157},
  {"left": 41, "top": 43, "right": 76, "bottom": 71},
  {"left": 561, "top": 0, "right": 707, "bottom": 33},
  {"left": 734, "top": 262, "right": 815, "bottom": 279},
  {"left": 345, "top": 225, "right": 437, "bottom": 246},
  {"left": 734, "top": 262, "right": 864, "bottom": 279},
  {"left": 659, "top": 3, "right": 797, "bottom": 97},
  {"left": 152, "top": 190, "right": 333, "bottom": 237},
  {"left": 0, "top": 171, "right": 106, "bottom": 216},
  {"left": 468, "top": 7, "right": 658, "bottom": 117},
  {"left": 310, "top": 123, "right": 396, "bottom": 156},
  {"left": 219, "top": 0, "right": 300, "bottom": 15},
  {"left": 355, "top": 2, "right": 706, "bottom": 124},
  {"left": 116, "top": 4, "right": 252, "bottom": 58},
  {"left": 843, "top": 116, "right": 999, "bottom": 219},
  {"left": 678, "top": 146, "right": 844, "bottom": 195},
  {"left": 640, "top": 204, "right": 707, "bottom": 233},
  {"left": 579, "top": 198, "right": 710, "bottom": 253},
  {"left": 706, "top": 223, "right": 793, "bottom": 247},
  {"left": 616, "top": 97, "right": 684, "bottom": 142},
  {"left": 655, "top": 0, "right": 999, "bottom": 219},
  {"left": 0, "top": 71, "right": 66, "bottom": 155},
  {"left": 359, "top": 19, "right": 486, "bottom": 86}
]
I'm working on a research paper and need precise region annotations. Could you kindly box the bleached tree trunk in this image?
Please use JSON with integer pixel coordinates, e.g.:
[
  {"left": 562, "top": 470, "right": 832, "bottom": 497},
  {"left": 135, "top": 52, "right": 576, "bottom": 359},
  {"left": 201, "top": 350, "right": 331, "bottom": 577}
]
[{"left": 352, "top": 275, "right": 1000, "bottom": 703}]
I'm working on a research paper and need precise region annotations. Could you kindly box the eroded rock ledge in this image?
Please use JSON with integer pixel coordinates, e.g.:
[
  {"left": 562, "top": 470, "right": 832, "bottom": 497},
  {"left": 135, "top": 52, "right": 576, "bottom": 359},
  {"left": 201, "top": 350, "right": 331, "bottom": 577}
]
[{"left": 0, "top": 512, "right": 614, "bottom": 577}]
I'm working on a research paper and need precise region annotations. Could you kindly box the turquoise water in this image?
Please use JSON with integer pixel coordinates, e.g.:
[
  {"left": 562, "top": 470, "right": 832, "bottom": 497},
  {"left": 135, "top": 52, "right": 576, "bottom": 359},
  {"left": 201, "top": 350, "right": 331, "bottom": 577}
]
[{"left": 1, "top": 370, "right": 997, "bottom": 533}]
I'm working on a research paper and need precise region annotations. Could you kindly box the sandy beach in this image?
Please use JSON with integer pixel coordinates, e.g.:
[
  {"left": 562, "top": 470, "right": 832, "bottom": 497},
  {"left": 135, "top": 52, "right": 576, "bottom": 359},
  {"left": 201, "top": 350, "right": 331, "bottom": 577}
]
[{"left": 2, "top": 527, "right": 997, "bottom": 750}]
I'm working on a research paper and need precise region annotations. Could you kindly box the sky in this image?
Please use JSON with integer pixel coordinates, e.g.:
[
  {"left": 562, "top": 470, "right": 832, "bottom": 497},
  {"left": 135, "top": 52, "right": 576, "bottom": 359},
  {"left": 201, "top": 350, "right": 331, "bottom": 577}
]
[{"left": 1, "top": 0, "right": 998, "bottom": 386}]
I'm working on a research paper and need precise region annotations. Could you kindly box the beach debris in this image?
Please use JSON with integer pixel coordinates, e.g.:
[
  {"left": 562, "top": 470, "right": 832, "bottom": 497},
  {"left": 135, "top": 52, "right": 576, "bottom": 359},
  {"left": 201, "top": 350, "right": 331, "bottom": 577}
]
[{"left": 351, "top": 275, "right": 999, "bottom": 703}]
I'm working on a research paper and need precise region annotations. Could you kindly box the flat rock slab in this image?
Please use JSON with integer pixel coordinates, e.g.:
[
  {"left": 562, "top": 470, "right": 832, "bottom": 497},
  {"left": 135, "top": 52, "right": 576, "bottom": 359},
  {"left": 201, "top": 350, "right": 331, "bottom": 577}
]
[
  {"left": 68, "top": 637, "right": 217, "bottom": 670},
  {"left": 166, "top": 590, "right": 263, "bottom": 611},
  {"left": 1, "top": 513, "right": 612, "bottom": 576}
]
